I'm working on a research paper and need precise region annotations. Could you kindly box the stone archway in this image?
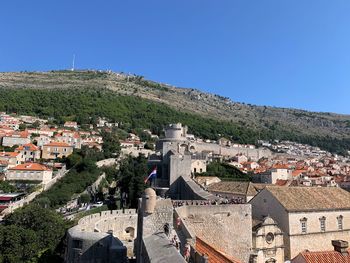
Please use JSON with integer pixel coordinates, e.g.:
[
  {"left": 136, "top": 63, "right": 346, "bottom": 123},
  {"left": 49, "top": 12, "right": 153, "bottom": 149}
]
[{"left": 125, "top": 227, "right": 135, "bottom": 239}]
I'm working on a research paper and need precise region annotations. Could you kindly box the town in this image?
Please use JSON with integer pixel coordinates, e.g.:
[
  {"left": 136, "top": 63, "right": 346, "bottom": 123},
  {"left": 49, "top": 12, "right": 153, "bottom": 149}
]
[{"left": 1, "top": 110, "right": 350, "bottom": 262}]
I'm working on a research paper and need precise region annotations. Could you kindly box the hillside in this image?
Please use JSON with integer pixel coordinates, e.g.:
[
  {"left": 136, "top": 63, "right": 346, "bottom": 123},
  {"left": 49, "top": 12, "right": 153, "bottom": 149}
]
[{"left": 0, "top": 70, "right": 349, "bottom": 154}]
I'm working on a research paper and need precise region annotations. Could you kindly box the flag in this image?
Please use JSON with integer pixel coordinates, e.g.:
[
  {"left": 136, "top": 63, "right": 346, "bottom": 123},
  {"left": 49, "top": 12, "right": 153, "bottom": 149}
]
[{"left": 144, "top": 167, "right": 157, "bottom": 183}]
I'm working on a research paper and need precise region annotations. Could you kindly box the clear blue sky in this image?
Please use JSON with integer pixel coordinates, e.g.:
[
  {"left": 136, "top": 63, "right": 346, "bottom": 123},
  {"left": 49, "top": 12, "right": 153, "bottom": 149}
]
[{"left": 1, "top": 1, "right": 350, "bottom": 114}]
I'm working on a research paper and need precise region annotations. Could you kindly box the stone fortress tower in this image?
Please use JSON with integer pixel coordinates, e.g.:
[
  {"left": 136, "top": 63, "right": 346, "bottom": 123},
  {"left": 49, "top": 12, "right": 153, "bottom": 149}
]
[{"left": 149, "top": 123, "right": 193, "bottom": 196}]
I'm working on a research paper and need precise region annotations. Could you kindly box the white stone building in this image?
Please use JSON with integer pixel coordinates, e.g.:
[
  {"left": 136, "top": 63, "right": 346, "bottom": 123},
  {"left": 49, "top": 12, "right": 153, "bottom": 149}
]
[
  {"left": 2, "top": 131, "right": 31, "bottom": 147},
  {"left": 6, "top": 163, "right": 53, "bottom": 184},
  {"left": 250, "top": 186, "right": 350, "bottom": 260},
  {"left": 254, "top": 165, "right": 292, "bottom": 184},
  {"left": 191, "top": 159, "right": 207, "bottom": 174},
  {"left": 15, "top": 143, "right": 41, "bottom": 162}
]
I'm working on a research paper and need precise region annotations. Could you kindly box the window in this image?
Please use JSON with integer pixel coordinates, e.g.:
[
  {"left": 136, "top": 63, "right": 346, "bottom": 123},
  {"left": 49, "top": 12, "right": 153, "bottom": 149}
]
[
  {"left": 337, "top": 215, "right": 343, "bottom": 230},
  {"left": 319, "top": 216, "right": 326, "bottom": 232},
  {"left": 265, "top": 232, "right": 274, "bottom": 244},
  {"left": 72, "top": 239, "right": 83, "bottom": 249},
  {"left": 300, "top": 217, "right": 307, "bottom": 234}
]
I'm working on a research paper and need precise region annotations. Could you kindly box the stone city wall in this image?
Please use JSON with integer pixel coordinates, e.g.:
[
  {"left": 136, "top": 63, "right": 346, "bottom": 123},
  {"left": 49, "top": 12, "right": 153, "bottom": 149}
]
[
  {"left": 175, "top": 204, "right": 253, "bottom": 263},
  {"left": 142, "top": 199, "right": 174, "bottom": 237},
  {"left": 78, "top": 209, "right": 138, "bottom": 240},
  {"left": 193, "top": 142, "right": 272, "bottom": 160}
]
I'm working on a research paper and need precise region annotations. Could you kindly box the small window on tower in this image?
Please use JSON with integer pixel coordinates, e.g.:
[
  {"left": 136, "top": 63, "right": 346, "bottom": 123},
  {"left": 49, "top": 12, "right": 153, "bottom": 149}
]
[
  {"left": 319, "top": 216, "right": 326, "bottom": 232},
  {"left": 337, "top": 215, "right": 343, "bottom": 230}
]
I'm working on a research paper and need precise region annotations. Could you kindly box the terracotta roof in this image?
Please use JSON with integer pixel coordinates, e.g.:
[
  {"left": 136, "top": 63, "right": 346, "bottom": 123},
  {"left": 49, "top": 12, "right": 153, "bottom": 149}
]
[
  {"left": 15, "top": 143, "right": 39, "bottom": 151},
  {"left": 275, "top": 179, "right": 289, "bottom": 186},
  {"left": 195, "top": 237, "right": 241, "bottom": 263},
  {"left": 9, "top": 163, "right": 51, "bottom": 171},
  {"left": 293, "top": 249, "right": 350, "bottom": 263},
  {"left": 0, "top": 152, "right": 19, "bottom": 158},
  {"left": 272, "top": 164, "right": 289, "bottom": 169},
  {"left": 264, "top": 186, "right": 350, "bottom": 212},
  {"left": 292, "top": 169, "right": 307, "bottom": 177},
  {"left": 4, "top": 130, "right": 29, "bottom": 138},
  {"left": 44, "top": 142, "right": 71, "bottom": 147},
  {"left": 0, "top": 160, "right": 9, "bottom": 165}
]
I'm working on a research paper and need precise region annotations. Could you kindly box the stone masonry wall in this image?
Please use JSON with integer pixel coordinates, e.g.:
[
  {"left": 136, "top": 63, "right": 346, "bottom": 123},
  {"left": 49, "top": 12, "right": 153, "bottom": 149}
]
[{"left": 176, "top": 204, "right": 253, "bottom": 263}]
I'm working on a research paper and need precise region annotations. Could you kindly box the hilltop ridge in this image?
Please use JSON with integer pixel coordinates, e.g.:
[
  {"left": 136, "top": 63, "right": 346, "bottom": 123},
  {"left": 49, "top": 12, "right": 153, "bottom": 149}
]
[{"left": 0, "top": 70, "right": 349, "bottom": 154}]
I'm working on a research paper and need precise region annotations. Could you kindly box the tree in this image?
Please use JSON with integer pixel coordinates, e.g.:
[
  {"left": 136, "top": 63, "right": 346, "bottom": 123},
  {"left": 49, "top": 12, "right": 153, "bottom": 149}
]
[
  {"left": 79, "top": 193, "right": 91, "bottom": 204},
  {"left": 4, "top": 204, "right": 68, "bottom": 252},
  {"left": 201, "top": 161, "right": 249, "bottom": 180},
  {"left": 65, "top": 152, "right": 82, "bottom": 169},
  {"left": 35, "top": 197, "right": 51, "bottom": 208},
  {"left": 18, "top": 123, "right": 27, "bottom": 131},
  {"left": 101, "top": 130, "right": 121, "bottom": 158},
  {"left": 0, "top": 181, "right": 16, "bottom": 193},
  {"left": 119, "top": 154, "right": 148, "bottom": 208}
]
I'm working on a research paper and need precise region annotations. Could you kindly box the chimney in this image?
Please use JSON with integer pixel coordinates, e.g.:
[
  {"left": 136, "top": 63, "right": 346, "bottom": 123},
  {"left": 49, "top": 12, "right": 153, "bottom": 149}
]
[{"left": 332, "top": 240, "right": 349, "bottom": 256}]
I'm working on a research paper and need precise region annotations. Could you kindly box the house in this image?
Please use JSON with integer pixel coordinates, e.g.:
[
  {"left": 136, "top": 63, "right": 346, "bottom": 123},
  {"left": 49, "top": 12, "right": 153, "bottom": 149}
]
[
  {"left": 191, "top": 159, "right": 207, "bottom": 174},
  {"left": 0, "top": 152, "right": 20, "bottom": 167},
  {"left": 42, "top": 142, "right": 73, "bottom": 159},
  {"left": 36, "top": 134, "right": 51, "bottom": 147},
  {"left": 2, "top": 131, "right": 31, "bottom": 147},
  {"left": 250, "top": 186, "right": 350, "bottom": 260},
  {"left": 253, "top": 164, "right": 292, "bottom": 184},
  {"left": 6, "top": 163, "right": 53, "bottom": 184},
  {"left": 15, "top": 143, "right": 41, "bottom": 162},
  {"left": 83, "top": 142, "right": 102, "bottom": 151},
  {"left": 217, "top": 137, "right": 231, "bottom": 146},
  {"left": 291, "top": 240, "right": 350, "bottom": 263},
  {"left": 55, "top": 131, "right": 82, "bottom": 149},
  {"left": 233, "top": 154, "right": 248, "bottom": 164},
  {"left": 64, "top": 121, "right": 78, "bottom": 129}
]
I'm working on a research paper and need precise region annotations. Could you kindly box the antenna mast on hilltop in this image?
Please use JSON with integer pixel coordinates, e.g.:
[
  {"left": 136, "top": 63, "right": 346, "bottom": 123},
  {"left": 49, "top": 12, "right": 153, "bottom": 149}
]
[{"left": 71, "top": 54, "right": 75, "bottom": 71}]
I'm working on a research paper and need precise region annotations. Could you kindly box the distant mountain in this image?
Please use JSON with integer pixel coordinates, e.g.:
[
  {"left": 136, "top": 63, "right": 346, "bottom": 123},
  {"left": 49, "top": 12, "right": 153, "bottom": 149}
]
[{"left": 0, "top": 70, "right": 349, "bottom": 154}]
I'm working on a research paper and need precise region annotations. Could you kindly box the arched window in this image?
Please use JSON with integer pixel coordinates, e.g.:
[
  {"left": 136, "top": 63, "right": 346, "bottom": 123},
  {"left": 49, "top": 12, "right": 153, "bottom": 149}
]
[{"left": 125, "top": 227, "right": 135, "bottom": 239}]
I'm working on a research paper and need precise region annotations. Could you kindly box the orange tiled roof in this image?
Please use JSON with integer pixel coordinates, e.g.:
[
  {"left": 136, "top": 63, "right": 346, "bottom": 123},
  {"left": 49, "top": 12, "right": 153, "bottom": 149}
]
[
  {"left": 295, "top": 249, "right": 350, "bottom": 263},
  {"left": 44, "top": 142, "right": 71, "bottom": 147},
  {"left": 275, "top": 179, "right": 289, "bottom": 186},
  {"left": 272, "top": 164, "right": 289, "bottom": 169},
  {"left": 195, "top": 237, "right": 241, "bottom": 263},
  {"left": 4, "top": 130, "right": 29, "bottom": 138},
  {"left": 292, "top": 169, "right": 307, "bottom": 177},
  {"left": 9, "top": 163, "right": 50, "bottom": 171},
  {"left": 0, "top": 152, "right": 19, "bottom": 158},
  {"left": 15, "top": 143, "right": 39, "bottom": 151}
]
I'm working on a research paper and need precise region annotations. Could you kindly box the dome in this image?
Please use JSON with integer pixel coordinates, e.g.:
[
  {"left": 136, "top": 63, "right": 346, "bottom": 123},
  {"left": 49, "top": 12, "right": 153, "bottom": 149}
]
[
  {"left": 144, "top": 188, "right": 156, "bottom": 196},
  {"left": 143, "top": 188, "right": 156, "bottom": 214},
  {"left": 262, "top": 216, "right": 276, "bottom": 226}
]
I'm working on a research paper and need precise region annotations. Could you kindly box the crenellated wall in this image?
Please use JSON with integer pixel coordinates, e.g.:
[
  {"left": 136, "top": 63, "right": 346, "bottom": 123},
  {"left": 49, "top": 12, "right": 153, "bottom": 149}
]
[
  {"left": 65, "top": 209, "right": 138, "bottom": 262},
  {"left": 78, "top": 209, "right": 138, "bottom": 241}
]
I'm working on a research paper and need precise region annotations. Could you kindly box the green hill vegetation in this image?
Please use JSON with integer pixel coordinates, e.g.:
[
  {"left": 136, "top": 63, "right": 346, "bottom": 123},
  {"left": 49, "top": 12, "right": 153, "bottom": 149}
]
[
  {"left": 200, "top": 161, "right": 250, "bottom": 181},
  {"left": 0, "top": 70, "right": 349, "bottom": 154}
]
